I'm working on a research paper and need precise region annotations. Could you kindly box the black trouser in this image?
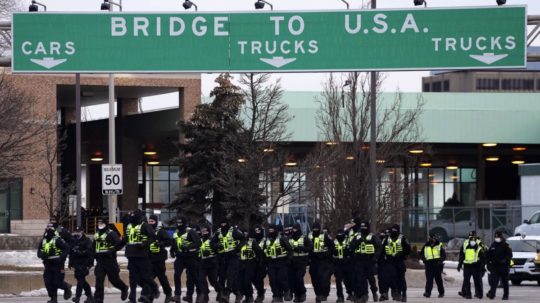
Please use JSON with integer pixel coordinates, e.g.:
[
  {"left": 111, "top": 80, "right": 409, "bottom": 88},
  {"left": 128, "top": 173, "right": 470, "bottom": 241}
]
[
  {"left": 342, "top": 259, "right": 355, "bottom": 298},
  {"left": 394, "top": 261, "right": 407, "bottom": 297},
  {"left": 254, "top": 260, "right": 267, "bottom": 297},
  {"left": 95, "top": 258, "right": 127, "bottom": 302},
  {"left": 309, "top": 257, "right": 332, "bottom": 298},
  {"left": 354, "top": 259, "right": 372, "bottom": 298},
  {"left": 74, "top": 266, "right": 92, "bottom": 298},
  {"left": 43, "top": 264, "right": 70, "bottom": 299},
  {"left": 186, "top": 268, "right": 202, "bottom": 298},
  {"left": 424, "top": 263, "right": 444, "bottom": 296},
  {"left": 463, "top": 264, "right": 483, "bottom": 298},
  {"left": 218, "top": 253, "right": 240, "bottom": 295},
  {"left": 488, "top": 267, "right": 509, "bottom": 298},
  {"left": 128, "top": 257, "right": 158, "bottom": 301},
  {"left": 239, "top": 259, "right": 257, "bottom": 298},
  {"left": 267, "top": 258, "right": 289, "bottom": 299},
  {"left": 174, "top": 256, "right": 202, "bottom": 297},
  {"left": 378, "top": 262, "right": 396, "bottom": 296},
  {"left": 334, "top": 260, "right": 347, "bottom": 299},
  {"left": 199, "top": 258, "right": 221, "bottom": 298},
  {"left": 152, "top": 259, "right": 173, "bottom": 297},
  {"left": 289, "top": 258, "right": 308, "bottom": 299}
]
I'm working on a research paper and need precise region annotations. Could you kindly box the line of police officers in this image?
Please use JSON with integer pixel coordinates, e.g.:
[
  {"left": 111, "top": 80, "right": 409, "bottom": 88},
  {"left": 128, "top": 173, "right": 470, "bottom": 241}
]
[{"left": 38, "top": 212, "right": 513, "bottom": 303}]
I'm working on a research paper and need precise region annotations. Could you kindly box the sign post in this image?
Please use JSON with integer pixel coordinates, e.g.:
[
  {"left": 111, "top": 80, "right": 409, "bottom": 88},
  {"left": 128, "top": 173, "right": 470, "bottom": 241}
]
[
  {"left": 12, "top": 6, "right": 526, "bottom": 73},
  {"left": 102, "top": 164, "right": 123, "bottom": 196}
]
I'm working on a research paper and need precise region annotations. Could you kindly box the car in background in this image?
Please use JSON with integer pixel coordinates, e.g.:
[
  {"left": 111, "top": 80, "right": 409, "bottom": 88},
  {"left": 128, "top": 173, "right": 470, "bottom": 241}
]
[
  {"left": 507, "top": 235, "right": 540, "bottom": 285},
  {"left": 514, "top": 211, "right": 540, "bottom": 236}
]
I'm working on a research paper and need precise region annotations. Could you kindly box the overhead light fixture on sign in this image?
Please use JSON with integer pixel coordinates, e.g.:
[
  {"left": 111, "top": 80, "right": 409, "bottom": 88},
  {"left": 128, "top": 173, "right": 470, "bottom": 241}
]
[
  {"left": 414, "top": 0, "right": 427, "bottom": 7},
  {"left": 183, "top": 0, "right": 198, "bottom": 11},
  {"left": 29, "top": 0, "right": 46, "bottom": 12},
  {"left": 496, "top": 0, "right": 507, "bottom": 6},
  {"left": 255, "top": 0, "right": 273, "bottom": 10}
]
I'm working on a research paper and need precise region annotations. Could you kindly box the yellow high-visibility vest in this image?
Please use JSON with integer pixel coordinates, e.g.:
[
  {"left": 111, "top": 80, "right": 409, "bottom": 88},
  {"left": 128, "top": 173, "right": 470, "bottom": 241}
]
[
  {"left": 309, "top": 233, "right": 328, "bottom": 253},
  {"left": 424, "top": 243, "right": 442, "bottom": 260},
  {"left": 464, "top": 246, "right": 481, "bottom": 264},
  {"left": 94, "top": 231, "right": 114, "bottom": 253}
]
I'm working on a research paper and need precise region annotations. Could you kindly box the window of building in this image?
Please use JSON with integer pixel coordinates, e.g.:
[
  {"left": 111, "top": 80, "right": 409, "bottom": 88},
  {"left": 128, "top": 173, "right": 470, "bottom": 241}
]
[
  {"left": 432, "top": 81, "right": 442, "bottom": 92},
  {"left": 476, "top": 78, "right": 499, "bottom": 90},
  {"left": 423, "top": 83, "right": 430, "bottom": 92},
  {"left": 443, "top": 80, "right": 450, "bottom": 92},
  {"left": 502, "top": 79, "right": 534, "bottom": 91},
  {"left": 137, "top": 165, "right": 180, "bottom": 207}
]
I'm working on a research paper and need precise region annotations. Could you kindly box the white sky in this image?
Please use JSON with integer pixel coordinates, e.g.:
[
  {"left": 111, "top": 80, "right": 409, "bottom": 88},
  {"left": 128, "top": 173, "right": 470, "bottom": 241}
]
[{"left": 24, "top": 0, "right": 540, "bottom": 115}]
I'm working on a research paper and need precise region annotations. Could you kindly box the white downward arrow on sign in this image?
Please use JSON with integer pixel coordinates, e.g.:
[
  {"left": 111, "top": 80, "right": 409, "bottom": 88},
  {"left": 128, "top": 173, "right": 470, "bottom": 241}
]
[
  {"left": 469, "top": 53, "right": 508, "bottom": 65},
  {"left": 260, "top": 56, "right": 297, "bottom": 68},
  {"left": 30, "top": 57, "right": 67, "bottom": 69}
]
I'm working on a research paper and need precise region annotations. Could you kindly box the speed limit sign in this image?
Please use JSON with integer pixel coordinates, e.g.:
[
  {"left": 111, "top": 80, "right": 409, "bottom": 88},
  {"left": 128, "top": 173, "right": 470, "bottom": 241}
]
[{"left": 102, "top": 164, "right": 123, "bottom": 195}]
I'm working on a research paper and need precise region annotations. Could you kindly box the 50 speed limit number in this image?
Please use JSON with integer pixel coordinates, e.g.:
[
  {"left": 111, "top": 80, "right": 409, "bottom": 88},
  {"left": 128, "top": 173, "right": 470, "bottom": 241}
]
[{"left": 102, "top": 164, "right": 123, "bottom": 195}]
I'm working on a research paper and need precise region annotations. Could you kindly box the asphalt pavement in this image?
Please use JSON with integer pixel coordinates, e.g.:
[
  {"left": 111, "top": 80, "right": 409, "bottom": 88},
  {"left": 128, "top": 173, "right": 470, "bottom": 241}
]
[{"left": 1, "top": 285, "right": 539, "bottom": 303}]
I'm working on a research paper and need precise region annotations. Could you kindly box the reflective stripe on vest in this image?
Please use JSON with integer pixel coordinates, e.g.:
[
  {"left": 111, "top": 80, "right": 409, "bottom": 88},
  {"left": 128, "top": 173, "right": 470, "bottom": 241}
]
[
  {"left": 41, "top": 237, "right": 61, "bottom": 258},
  {"left": 424, "top": 243, "right": 442, "bottom": 260},
  {"left": 354, "top": 234, "right": 375, "bottom": 255},
  {"left": 265, "top": 236, "right": 287, "bottom": 259},
  {"left": 290, "top": 237, "right": 308, "bottom": 257},
  {"left": 464, "top": 246, "right": 481, "bottom": 264},
  {"left": 309, "top": 233, "right": 328, "bottom": 253},
  {"left": 94, "top": 230, "right": 114, "bottom": 253},
  {"left": 127, "top": 224, "right": 147, "bottom": 245},
  {"left": 385, "top": 235, "right": 403, "bottom": 256},
  {"left": 218, "top": 227, "right": 237, "bottom": 253},
  {"left": 199, "top": 239, "right": 216, "bottom": 259},
  {"left": 173, "top": 227, "right": 192, "bottom": 251},
  {"left": 333, "top": 239, "right": 345, "bottom": 259},
  {"left": 241, "top": 239, "right": 256, "bottom": 260}
]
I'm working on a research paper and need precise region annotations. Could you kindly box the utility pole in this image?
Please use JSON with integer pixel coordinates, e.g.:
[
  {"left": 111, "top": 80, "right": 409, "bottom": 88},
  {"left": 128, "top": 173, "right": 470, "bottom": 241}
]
[{"left": 369, "top": 0, "right": 378, "bottom": 232}]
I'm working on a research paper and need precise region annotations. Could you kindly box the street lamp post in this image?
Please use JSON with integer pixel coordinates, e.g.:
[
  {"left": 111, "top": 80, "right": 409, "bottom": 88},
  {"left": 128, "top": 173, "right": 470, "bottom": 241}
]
[
  {"left": 28, "top": 0, "right": 47, "bottom": 12},
  {"left": 255, "top": 0, "right": 273, "bottom": 11},
  {"left": 101, "top": 0, "right": 122, "bottom": 223},
  {"left": 369, "top": 0, "right": 378, "bottom": 232}
]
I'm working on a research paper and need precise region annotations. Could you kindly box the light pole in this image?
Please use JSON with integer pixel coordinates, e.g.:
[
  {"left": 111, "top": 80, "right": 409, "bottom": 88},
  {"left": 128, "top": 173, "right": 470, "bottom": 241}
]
[
  {"left": 101, "top": 0, "right": 122, "bottom": 223},
  {"left": 182, "top": 0, "right": 198, "bottom": 11},
  {"left": 28, "top": 0, "right": 47, "bottom": 12},
  {"left": 255, "top": 0, "right": 273, "bottom": 10},
  {"left": 369, "top": 0, "right": 378, "bottom": 232}
]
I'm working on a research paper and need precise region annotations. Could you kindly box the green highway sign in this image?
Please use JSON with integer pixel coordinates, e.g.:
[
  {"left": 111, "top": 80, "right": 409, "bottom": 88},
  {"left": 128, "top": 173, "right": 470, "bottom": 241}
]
[{"left": 12, "top": 6, "right": 526, "bottom": 73}]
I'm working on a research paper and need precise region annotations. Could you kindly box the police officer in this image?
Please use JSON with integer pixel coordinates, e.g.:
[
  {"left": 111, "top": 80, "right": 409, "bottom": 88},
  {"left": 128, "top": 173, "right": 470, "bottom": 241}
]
[
  {"left": 486, "top": 231, "right": 512, "bottom": 300},
  {"left": 148, "top": 214, "right": 173, "bottom": 303},
  {"left": 309, "top": 221, "right": 334, "bottom": 303},
  {"left": 185, "top": 224, "right": 202, "bottom": 303},
  {"left": 239, "top": 226, "right": 263, "bottom": 303},
  {"left": 332, "top": 229, "right": 348, "bottom": 303},
  {"left": 343, "top": 219, "right": 361, "bottom": 302},
  {"left": 93, "top": 218, "right": 128, "bottom": 303},
  {"left": 253, "top": 225, "right": 267, "bottom": 303},
  {"left": 212, "top": 217, "right": 245, "bottom": 303},
  {"left": 349, "top": 221, "right": 379, "bottom": 303},
  {"left": 199, "top": 225, "right": 222, "bottom": 303},
  {"left": 458, "top": 235, "right": 485, "bottom": 299},
  {"left": 289, "top": 223, "right": 312, "bottom": 303},
  {"left": 122, "top": 209, "right": 159, "bottom": 303},
  {"left": 385, "top": 224, "right": 410, "bottom": 302},
  {"left": 377, "top": 229, "right": 394, "bottom": 302},
  {"left": 171, "top": 217, "right": 203, "bottom": 303},
  {"left": 262, "top": 224, "right": 293, "bottom": 303},
  {"left": 69, "top": 227, "right": 94, "bottom": 303},
  {"left": 38, "top": 223, "right": 72, "bottom": 303},
  {"left": 420, "top": 234, "right": 445, "bottom": 298}
]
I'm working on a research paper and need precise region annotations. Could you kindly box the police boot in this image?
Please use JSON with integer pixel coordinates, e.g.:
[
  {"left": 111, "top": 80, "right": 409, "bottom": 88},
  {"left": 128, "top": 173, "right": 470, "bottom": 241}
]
[
  {"left": 379, "top": 293, "right": 388, "bottom": 302},
  {"left": 243, "top": 296, "right": 254, "bottom": 303},
  {"left": 284, "top": 290, "right": 293, "bottom": 302},
  {"left": 221, "top": 291, "right": 231, "bottom": 303},
  {"left": 272, "top": 297, "right": 284, "bottom": 303},
  {"left": 64, "top": 284, "right": 73, "bottom": 300},
  {"left": 235, "top": 294, "right": 243, "bottom": 303},
  {"left": 295, "top": 294, "right": 306, "bottom": 303},
  {"left": 346, "top": 294, "right": 356, "bottom": 302},
  {"left": 84, "top": 295, "right": 95, "bottom": 303},
  {"left": 254, "top": 294, "right": 265, "bottom": 303},
  {"left": 121, "top": 287, "right": 129, "bottom": 301},
  {"left": 391, "top": 290, "right": 400, "bottom": 301},
  {"left": 400, "top": 294, "right": 407, "bottom": 302},
  {"left": 336, "top": 296, "right": 345, "bottom": 303},
  {"left": 195, "top": 294, "right": 206, "bottom": 303},
  {"left": 372, "top": 292, "right": 379, "bottom": 302},
  {"left": 72, "top": 296, "right": 81, "bottom": 303},
  {"left": 164, "top": 295, "right": 173, "bottom": 303},
  {"left": 182, "top": 296, "right": 193, "bottom": 303}
]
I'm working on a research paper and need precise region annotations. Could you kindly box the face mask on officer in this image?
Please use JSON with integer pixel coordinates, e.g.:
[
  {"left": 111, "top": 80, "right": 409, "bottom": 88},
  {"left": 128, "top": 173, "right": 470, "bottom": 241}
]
[
  {"left": 97, "top": 223, "right": 106, "bottom": 231},
  {"left": 73, "top": 232, "right": 83, "bottom": 240},
  {"left": 201, "top": 229, "right": 210, "bottom": 239},
  {"left": 292, "top": 228, "right": 302, "bottom": 238},
  {"left": 176, "top": 219, "right": 185, "bottom": 231},
  {"left": 470, "top": 240, "right": 477, "bottom": 246},
  {"left": 254, "top": 227, "right": 263, "bottom": 241},
  {"left": 268, "top": 228, "right": 277, "bottom": 239},
  {"left": 148, "top": 219, "right": 157, "bottom": 229},
  {"left": 45, "top": 228, "right": 55, "bottom": 240},
  {"left": 312, "top": 228, "right": 320, "bottom": 237},
  {"left": 494, "top": 237, "right": 501, "bottom": 243},
  {"left": 390, "top": 228, "right": 399, "bottom": 238},
  {"left": 336, "top": 232, "right": 345, "bottom": 242}
]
